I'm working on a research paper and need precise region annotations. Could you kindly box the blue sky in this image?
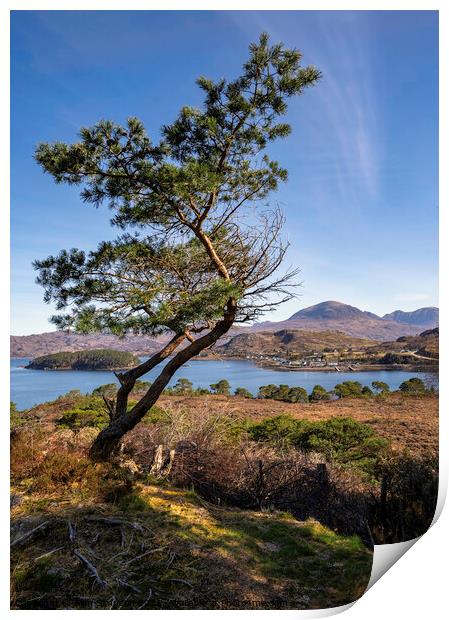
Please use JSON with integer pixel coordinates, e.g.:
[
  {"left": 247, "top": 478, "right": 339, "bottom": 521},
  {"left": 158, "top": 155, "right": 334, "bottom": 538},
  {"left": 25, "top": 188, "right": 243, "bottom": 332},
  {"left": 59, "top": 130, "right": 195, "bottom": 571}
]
[{"left": 11, "top": 10, "right": 438, "bottom": 335}]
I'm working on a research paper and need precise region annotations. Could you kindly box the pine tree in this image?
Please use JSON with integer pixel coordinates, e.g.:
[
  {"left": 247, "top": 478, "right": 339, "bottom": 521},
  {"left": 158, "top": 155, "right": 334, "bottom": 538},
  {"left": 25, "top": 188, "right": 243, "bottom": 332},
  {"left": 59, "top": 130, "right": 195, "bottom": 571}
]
[{"left": 34, "top": 33, "right": 320, "bottom": 459}]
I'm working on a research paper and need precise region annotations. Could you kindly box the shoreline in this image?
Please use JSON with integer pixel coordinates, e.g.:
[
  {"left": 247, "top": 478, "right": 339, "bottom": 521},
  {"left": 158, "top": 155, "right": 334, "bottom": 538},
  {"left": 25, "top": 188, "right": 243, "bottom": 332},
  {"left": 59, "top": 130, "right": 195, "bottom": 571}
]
[
  {"left": 12, "top": 356, "right": 436, "bottom": 375},
  {"left": 193, "top": 356, "right": 435, "bottom": 373},
  {"left": 20, "top": 365, "right": 136, "bottom": 372}
]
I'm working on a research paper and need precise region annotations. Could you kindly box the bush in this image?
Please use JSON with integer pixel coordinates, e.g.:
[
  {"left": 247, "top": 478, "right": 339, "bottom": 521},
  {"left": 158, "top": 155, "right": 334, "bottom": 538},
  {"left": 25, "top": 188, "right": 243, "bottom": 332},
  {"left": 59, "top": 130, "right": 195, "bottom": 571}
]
[
  {"left": 210, "top": 379, "right": 231, "bottom": 395},
  {"left": 194, "top": 387, "right": 212, "bottom": 395},
  {"left": 371, "top": 381, "right": 390, "bottom": 394},
  {"left": 257, "top": 384, "right": 308, "bottom": 403},
  {"left": 399, "top": 377, "right": 427, "bottom": 395},
  {"left": 133, "top": 380, "right": 151, "bottom": 392},
  {"left": 309, "top": 385, "right": 331, "bottom": 402},
  {"left": 91, "top": 383, "right": 117, "bottom": 398},
  {"left": 234, "top": 387, "right": 253, "bottom": 399},
  {"left": 246, "top": 415, "right": 389, "bottom": 477},
  {"left": 56, "top": 396, "right": 109, "bottom": 430},
  {"left": 334, "top": 381, "right": 364, "bottom": 399},
  {"left": 57, "top": 394, "right": 166, "bottom": 430},
  {"left": 91, "top": 380, "right": 151, "bottom": 399},
  {"left": 168, "top": 378, "right": 194, "bottom": 395},
  {"left": 258, "top": 384, "right": 278, "bottom": 399}
]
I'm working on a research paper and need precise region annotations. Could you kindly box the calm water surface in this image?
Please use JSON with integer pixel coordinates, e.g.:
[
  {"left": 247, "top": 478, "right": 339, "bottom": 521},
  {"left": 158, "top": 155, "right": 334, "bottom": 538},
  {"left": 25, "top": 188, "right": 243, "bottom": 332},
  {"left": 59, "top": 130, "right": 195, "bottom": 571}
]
[{"left": 10, "top": 357, "right": 428, "bottom": 410}]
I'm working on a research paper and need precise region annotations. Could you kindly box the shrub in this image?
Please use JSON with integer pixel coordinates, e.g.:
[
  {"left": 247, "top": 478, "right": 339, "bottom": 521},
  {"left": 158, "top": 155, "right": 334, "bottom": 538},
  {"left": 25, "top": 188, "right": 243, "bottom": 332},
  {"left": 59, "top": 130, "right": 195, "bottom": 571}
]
[
  {"left": 285, "top": 386, "right": 309, "bottom": 403},
  {"left": 210, "top": 379, "right": 231, "bottom": 395},
  {"left": 246, "top": 415, "right": 389, "bottom": 477},
  {"left": 56, "top": 389, "right": 83, "bottom": 401},
  {"left": 56, "top": 396, "right": 109, "bottom": 430},
  {"left": 371, "top": 381, "right": 390, "bottom": 394},
  {"left": 194, "top": 387, "right": 212, "bottom": 395},
  {"left": 234, "top": 387, "right": 253, "bottom": 399},
  {"left": 257, "top": 384, "right": 308, "bottom": 403},
  {"left": 399, "top": 377, "right": 427, "bottom": 395},
  {"left": 361, "top": 386, "right": 373, "bottom": 396},
  {"left": 57, "top": 395, "right": 166, "bottom": 430},
  {"left": 247, "top": 414, "right": 300, "bottom": 446},
  {"left": 258, "top": 384, "right": 278, "bottom": 399},
  {"left": 142, "top": 406, "right": 170, "bottom": 425},
  {"left": 10, "top": 402, "right": 23, "bottom": 432},
  {"left": 91, "top": 383, "right": 117, "bottom": 398},
  {"left": 334, "top": 381, "right": 364, "bottom": 399},
  {"left": 167, "top": 378, "right": 194, "bottom": 395},
  {"left": 133, "top": 380, "right": 151, "bottom": 392},
  {"left": 309, "top": 385, "right": 331, "bottom": 402}
]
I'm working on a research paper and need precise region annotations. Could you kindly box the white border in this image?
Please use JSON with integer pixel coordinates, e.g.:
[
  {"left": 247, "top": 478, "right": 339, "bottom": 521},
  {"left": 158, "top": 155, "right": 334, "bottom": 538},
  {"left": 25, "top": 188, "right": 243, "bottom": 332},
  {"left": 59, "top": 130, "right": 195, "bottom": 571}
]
[{"left": 2, "top": 2, "right": 446, "bottom": 617}]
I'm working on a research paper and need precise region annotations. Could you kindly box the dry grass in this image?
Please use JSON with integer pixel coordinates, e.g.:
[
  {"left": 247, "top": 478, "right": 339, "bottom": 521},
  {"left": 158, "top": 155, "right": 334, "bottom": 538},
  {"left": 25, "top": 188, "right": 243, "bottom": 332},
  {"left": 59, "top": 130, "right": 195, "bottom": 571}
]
[
  {"left": 11, "top": 483, "right": 372, "bottom": 610},
  {"left": 11, "top": 390, "right": 437, "bottom": 609},
  {"left": 20, "top": 390, "right": 438, "bottom": 459},
  {"left": 155, "top": 393, "right": 438, "bottom": 457}
]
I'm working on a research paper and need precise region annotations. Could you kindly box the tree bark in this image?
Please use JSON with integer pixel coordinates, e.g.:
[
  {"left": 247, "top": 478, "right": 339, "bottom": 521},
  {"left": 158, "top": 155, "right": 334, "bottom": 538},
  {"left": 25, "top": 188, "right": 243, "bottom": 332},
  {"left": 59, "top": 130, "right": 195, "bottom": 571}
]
[
  {"left": 113, "top": 332, "right": 186, "bottom": 417},
  {"left": 90, "top": 305, "right": 236, "bottom": 460}
]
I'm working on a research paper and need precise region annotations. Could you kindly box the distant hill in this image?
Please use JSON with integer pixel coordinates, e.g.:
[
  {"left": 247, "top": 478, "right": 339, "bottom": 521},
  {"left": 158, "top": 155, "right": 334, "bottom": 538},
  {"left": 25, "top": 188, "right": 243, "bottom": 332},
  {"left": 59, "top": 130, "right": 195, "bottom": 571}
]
[
  {"left": 10, "top": 326, "right": 247, "bottom": 358},
  {"left": 252, "top": 301, "right": 438, "bottom": 340},
  {"left": 367, "top": 328, "right": 439, "bottom": 359},
  {"left": 26, "top": 349, "right": 140, "bottom": 370},
  {"left": 215, "top": 329, "right": 377, "bottom": 358},
  {"left": 10, "top": 301, "right": 439, "bottom": 356},
  {"left": 382, "top": 307, "right": 438, "bottom": 328},
  {"left": 289, "top": 301, "right": 380, "bottom": 321},
  {"left": 11, "top": 331, "right": 161, "bottom": 358}
]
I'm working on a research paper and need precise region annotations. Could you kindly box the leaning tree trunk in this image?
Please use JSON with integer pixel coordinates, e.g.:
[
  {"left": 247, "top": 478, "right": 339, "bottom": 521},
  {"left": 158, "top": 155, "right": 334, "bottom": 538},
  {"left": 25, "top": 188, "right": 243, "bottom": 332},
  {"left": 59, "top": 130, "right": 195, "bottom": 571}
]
[{"left": 90, "top": 309, "right": 235, "bottom": 461}]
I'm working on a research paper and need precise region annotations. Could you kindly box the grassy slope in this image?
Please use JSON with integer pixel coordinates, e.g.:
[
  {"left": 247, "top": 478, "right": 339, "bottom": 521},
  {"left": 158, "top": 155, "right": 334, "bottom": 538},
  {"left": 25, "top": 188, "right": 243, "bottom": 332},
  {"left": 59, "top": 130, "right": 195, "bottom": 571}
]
[
  {"left": 12, "top": 390, "right": 438, "bottom": 609},
  {"left": 215, "top": 329, "right": 377, "bottom": 358},
  {"left": 156, "top": 392, "right": 439, "bottom": 457},
  {"left": 11, "top": 482, "right": 371, "bottom": 610}
]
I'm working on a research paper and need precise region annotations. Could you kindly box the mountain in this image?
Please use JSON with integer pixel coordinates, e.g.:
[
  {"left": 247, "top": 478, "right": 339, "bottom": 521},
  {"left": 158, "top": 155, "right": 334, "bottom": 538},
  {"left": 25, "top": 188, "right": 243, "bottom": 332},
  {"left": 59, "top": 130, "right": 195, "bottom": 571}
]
[
  {"left": 289, "top": 301, "right": 380, "bottom": 321},
  {"left": 10, "top": 302, "right": 439, "bottom": 356},
  {"left": 252, "top": 301, "right": 439, "bottom": 340},
  {"left": 10, "top": 326, "right": 247, "bottom": 358},
  {"left": 383, "top": 307, "right": 439, "bottom": 328},
  {"left": 215, "top": 329, "right": 377, "bottom": 359}
]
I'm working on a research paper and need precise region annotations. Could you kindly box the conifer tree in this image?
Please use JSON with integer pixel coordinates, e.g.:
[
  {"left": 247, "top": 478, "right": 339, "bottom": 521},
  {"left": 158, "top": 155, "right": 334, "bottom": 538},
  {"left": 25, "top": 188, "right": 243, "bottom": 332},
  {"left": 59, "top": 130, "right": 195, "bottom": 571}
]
[{"left": 34, "top": 33, "right": 320, "bottom": 458}]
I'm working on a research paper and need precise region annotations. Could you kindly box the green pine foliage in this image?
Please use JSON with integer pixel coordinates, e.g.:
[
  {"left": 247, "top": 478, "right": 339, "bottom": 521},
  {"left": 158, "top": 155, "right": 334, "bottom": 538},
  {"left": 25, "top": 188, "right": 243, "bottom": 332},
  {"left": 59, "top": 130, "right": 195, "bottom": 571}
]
[
  {"left": 32, "top": 34, "right": 321, "bottom": 453},
  {"left": 334, "top": 381, "right": 365, "bottom": 399},
  {"left": 398, "top": 377, "right": 427, "bottom": 395},
  {"left": 246, "top": 415, "right": 389, "bottom": 478},
  {"left": 257, "top": 384, "right": 308, "bottom": 403},
  {"left": 33, "top": 34, "right": 321, "bottom": 337},
  {"left": 371, "top": 381, "right": 390, "bottom": 394},
  {"left": 56, "top": 394, "right": 166, "bottom": 430},
  {"left": 210, "top": 379, "right": 231, "bottom": 395},
  {"left": 234, "top": 387, "right": 254, "bottom": 398},
  {"left": 309, "top": 384, "right": 331, "bottom": 402}
]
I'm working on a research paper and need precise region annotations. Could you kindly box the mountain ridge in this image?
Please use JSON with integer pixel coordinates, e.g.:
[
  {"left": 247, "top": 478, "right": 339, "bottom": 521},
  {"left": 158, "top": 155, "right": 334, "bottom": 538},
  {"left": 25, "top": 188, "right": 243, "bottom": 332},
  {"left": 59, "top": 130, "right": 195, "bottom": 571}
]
[
  {"left": 382, "top": 307, "right": 438, "bottom": 325},
  {"left": 11, "top": 301, "right": 439, "bottom": 357},
  {"left": 252, "top": 301, "right": 438, "bottom": 340}
]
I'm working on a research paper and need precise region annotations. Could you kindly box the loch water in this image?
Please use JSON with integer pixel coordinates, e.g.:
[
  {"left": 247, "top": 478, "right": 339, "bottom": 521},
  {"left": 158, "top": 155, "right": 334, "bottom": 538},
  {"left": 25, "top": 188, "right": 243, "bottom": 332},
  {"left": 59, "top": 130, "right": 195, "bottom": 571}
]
[{"left": 10, "top": 357, "right": 429, "bottom": 410}]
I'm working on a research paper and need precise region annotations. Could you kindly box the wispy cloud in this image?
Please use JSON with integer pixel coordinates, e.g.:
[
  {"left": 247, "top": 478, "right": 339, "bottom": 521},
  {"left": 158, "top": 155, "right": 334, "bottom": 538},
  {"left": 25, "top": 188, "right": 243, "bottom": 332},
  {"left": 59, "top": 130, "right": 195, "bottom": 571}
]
[
  {"left": 226, "top": 11, "right": 382, "bottom": 210},
  {"left": 309, "top": 13, "right": 382, "bottom": 206}
]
